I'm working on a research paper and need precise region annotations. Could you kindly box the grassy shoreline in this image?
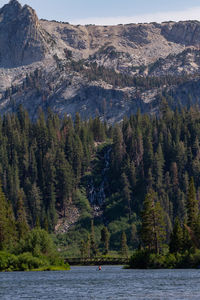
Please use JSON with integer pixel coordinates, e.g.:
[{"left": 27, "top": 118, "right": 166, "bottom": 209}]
[
  {"left": 0, "top": 264, "right": 70, "bottom": 272},
  {"left": 0, "top": 250, "right": 70, "bottom": 272},
  {"left": 32, "top": 265, "right": 70, "bottom": 271}
]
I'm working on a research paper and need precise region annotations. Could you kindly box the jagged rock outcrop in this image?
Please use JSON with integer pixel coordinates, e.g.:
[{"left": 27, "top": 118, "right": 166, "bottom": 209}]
[
  {"left": 0, "top": 0, "right": 54, "bottom": 67},
  {"left": 161, "top": 21, "right": 200, "bottom": 46}
]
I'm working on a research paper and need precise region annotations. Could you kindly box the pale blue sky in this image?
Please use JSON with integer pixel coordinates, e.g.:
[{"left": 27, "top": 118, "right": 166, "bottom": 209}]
[{"left": 1, "top": 0, "right": 200, "bottom": 24}]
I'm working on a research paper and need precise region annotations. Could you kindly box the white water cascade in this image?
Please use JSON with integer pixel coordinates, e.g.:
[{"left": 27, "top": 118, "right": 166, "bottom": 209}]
[{"left": 88, "top": 147, "right": 111, "bottom": 207}]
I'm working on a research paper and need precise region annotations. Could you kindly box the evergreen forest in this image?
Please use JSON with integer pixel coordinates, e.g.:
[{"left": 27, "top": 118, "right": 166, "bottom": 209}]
[{"left": 2, "top": 103, "right": 200, "bottom": 268}]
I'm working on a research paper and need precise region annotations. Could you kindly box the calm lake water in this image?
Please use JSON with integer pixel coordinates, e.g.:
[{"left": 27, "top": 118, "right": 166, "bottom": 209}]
[{"left": 0, "top": 266, "right": 200, "bottom": 299}]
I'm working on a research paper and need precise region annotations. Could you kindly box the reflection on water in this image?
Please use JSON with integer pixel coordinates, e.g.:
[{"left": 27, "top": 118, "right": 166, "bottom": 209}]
[{"left": 0, "top": 266, "right": 200, "bottom": 299}]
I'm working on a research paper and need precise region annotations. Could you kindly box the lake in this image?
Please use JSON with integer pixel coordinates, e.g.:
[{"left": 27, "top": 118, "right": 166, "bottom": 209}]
[{"left": 0, "top": 266, "right": 200, "bottom": 299}]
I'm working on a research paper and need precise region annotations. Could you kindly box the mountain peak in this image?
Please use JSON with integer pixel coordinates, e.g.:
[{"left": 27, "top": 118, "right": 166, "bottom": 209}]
[
  {"left": 0, "top": 1, "right": 38, "bottom": 23},
  {"left": 8, "top": 0, "right": 21, "bottom": 6},
  {"left": 0, "top": 0, "right": 22, "bottom": 21},
  {"left": 0, "top": 0, "right": 52, "bottom": 67},
  {"left": 9, "top": 0, "right": 21, "bottom": 4},
  {"left": 6, "top": 0, "right": 22, "bottom": 10}
]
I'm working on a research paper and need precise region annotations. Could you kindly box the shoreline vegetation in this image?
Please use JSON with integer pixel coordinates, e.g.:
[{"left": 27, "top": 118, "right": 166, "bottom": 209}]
[
  {"left": 64, "top": 251, "right": 200, "bottom": 269},
  {"left": 129, "top": 249, "right": 200, "bottom": 269},
  {"left": 0, "top": 228, "right": 70, "bottom": 272},
  {"left": 65, "top": 256, "right": 129, "bottom": 266},
  {"left": 64, "top": 250, "right": 200, "bottom": 269},
  {"left": 0, "top": 253, "right": 70, "bottom": 272},
  {"left": 0, "top": 251, "right": 70, "bottom": 272}
]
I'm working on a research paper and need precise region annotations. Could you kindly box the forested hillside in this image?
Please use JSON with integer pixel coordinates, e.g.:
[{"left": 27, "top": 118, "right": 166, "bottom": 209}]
[{"left": 1, "top": 103, "right": 200, "bottom": 262}]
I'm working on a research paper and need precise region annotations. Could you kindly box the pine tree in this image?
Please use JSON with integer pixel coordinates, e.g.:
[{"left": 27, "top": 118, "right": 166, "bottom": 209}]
[
  {"left": 143, "top": 134, "right": 153, "bottom": 170},
  {"left": 134, "top": 128, "right": 144, "bottom": 172},
  {"left": 121, "top": 173, "right": 131, "bottom": 219},
  {"left": 74, "top": 112, "right": 81, "bottom": 135},
  {"left": 169, "top": 217, "right": 183, "bottom": 253},
  {"left": 29, "top": 145, "right": 38, "bottom": 184},
  {"left": 101, "top": 226, "right": 110, "bottom": 254},
  {"left": 153, "top": 144, "right": 164, "bottom": 189},
  {"left": 140, "top": 191, "right": 166, "bottom": 254},
  {"left": 92, "top": 116, "right": 106, "bottom": 142},
  {"left": 43, "top": 215, "right": 49, "bottom": 232},
  {"left": 130, "top": 223, "right": 137, "bottom": 249},
  {"left": 65, "top": 130, "right": 74, "bottom": 165},
  {"left": 72, "top": 135, "right": 83, "bottom": 184},
  {"left": 129, "top": 161, "right": 137, "bottom": 189},
  {"left": 146, "top": 168, "right": 154, "bottom": 191},
  {"left": 120, "top": 231, "right": 128, "bottom": 258},
  {"left": 85, "top": 234, "right": 91, "bottom": 258},
  {"left": 111, "top": 125, "right": 125, "bottom": 175},
  {"left": 187, "top": 177, "right": 198, "bottom": 230},
  {"left": 28, "top": 182, "right": 41, "bottom": 226},
  {"left": 55, "top": 150, "right": 73, "bottom": 215},
  {"left": 16, "top": 189, "right": 29, "bottom": 240},
  {"left": 90, "top": 220, "right": 98, "bottom": 257},
  {"left": 193, "top": 215, "right": 200, "bottom": 248},
  {"left": 182, "top": 221, "right": 193, "bottom": 251},
  {"left": 80, "top": 240, "right": 86, "bottom": 258},
  {"left": 0, "top": 182, "right": 9, "bottom": 250},
  {"left": 6, "top": 201, "right": 17, "bottom": 248}
]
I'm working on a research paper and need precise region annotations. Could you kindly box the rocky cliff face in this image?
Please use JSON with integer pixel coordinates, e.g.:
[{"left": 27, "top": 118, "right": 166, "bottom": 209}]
[
  {"left": 0, "top": 0, "right": 54, "bottom": 67},
  {"left": 161, "top": 21, "right": 200, "bottom": 46},
  {"left": 0, "top": 0, "right": 200, "bottom": 122}
]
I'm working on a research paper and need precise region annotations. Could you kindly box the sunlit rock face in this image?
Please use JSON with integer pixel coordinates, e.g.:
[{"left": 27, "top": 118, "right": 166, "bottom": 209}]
[{"left": 0, "top": 1, "right": 200, "bottom": 122}]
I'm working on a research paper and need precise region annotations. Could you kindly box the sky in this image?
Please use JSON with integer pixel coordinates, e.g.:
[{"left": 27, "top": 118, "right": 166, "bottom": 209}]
[{"left": 1, "top": 0, "right": 200, "bottom": 25}]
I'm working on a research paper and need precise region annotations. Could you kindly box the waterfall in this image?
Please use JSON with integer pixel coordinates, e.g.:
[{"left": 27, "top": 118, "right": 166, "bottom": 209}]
[{"left": 88, "top": 147, "right": 111, "bottom": 206}]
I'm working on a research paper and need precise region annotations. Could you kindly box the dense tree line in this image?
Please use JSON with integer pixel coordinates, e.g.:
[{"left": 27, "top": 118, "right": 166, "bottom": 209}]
[
  {"left": 56, "top": 102, "right": 200, "bottom": 258},
  {"left": 104, "top": 101, "right": 200, "bottom": 265},
  {"left": 108, "top": 102, "right": 200, "bottom": 223},
  {"left": 2, "top": 103, "right": 200, "bottom": 261},
  {"left": 0, "top": 106, "right": 107, "bottom": 240}
]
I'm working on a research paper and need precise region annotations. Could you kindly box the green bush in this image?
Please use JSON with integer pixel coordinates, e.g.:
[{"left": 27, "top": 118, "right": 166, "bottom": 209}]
[
  {"left": 188, "top": 250, "right": 200, "bottom": 268},
  {"left": 0, "top": 229, "right": 69, "bottom": 272},
  {"left": 0, "top": 251, "right": 47, "bottom": 271},
  {"left": 164, "top": 253, "right": 176, "bottom": 268},
  {"left": 0, "top": 252, "right": 18, "bottom": 271},
  {"left": 0, "top": 251, "right": 69, "bottom": 272},
  {"left": 149, "top": 253, "right": 165, "bottom": 268},
  {"left": 17, "top": 228, "right": 56, "bottom": 257},
  {"left": 17, "top": 252, "right": 46, "bottom": 271}
]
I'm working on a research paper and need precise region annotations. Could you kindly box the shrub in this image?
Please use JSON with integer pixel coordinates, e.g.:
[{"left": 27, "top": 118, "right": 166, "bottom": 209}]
[
  {"left": 17, "top": 252, "right": 46, "bottom": 271},
  {"left": 130, "top": 250, "right": 151, "bottom": 268},
  {"left": 164, "top": 253, "right": 176, "bottom": 268},
  {"left": 17, "top": 228, "right": 56, "bottom": 257},
  {"left": 0, "top": 252, "right": 18, "bottom": 271},
  {"left": 188, "top": 250, "right": 200, "bottom": 268},
  {"left": 149, "top": 253, "right": 165, "bottom": 268}
]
